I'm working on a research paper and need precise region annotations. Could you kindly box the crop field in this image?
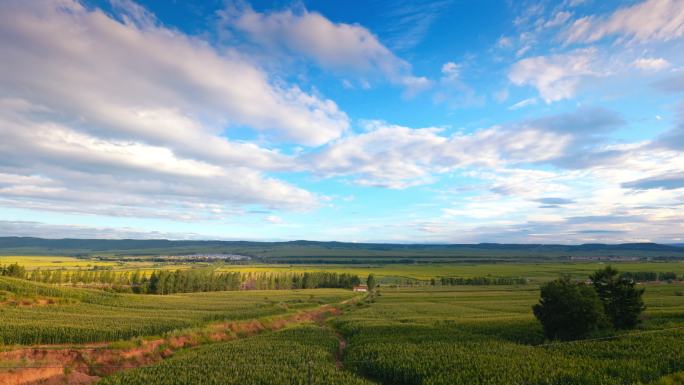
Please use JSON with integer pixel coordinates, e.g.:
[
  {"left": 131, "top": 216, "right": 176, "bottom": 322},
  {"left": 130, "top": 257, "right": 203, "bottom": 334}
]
[
  {"left": 0, "top": 256, "right": 118, "bottom": 269},
  {"left": 98, "top": 325, "right": 373, "bottom": 385},
  {"left": 0, "top": 276, "right": 355, "bottom": 345},
  {"left": 90, "top": 282, "right": 684, "bottom": 385},
  {"left": 337, "top": 285, "right": 684, "bottom": 385},
  {"left": 216, "top": 262, "right": 684, "bottom": 283},
  {"left": 5, "top": 254, "right": 684, "bottom": 286},
  {"left": 2, "top": 263, "right": 684, "bottom": 385}
]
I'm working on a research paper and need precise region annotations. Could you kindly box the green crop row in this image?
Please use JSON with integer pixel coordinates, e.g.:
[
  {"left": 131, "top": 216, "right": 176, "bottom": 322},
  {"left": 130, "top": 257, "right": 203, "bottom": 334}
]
[
  {"left": 98, "top": 325, "right": 374, "bottom": 385},
  {"left": 0, "top": 276, "right": 355, "bottom": 345},
  {"left": 337, "top": 285, "right": 684, "bottom": 385}
]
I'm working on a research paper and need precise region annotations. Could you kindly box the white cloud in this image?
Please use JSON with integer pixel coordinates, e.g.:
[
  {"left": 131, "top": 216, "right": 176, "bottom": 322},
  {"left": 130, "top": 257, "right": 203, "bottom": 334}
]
[
  {"left": 221, "top": 4, "right": 429, "bottom": 93},
  {"left": 305, "top": 121, "right": 572, "bottom": 188},
  {"left": 564, "top": 0, "right": 684, "bottom": 44},
  {"left": 0, "top": 100, "right": 318, "bottom": 217},
  {"left": 497, "top": 36, "right": 513, "bottom": 48},
  {"left": 633, "top": 57, "right": 671, "bottom": 70},
  {"left": 544, "top": 11, "right": 572, "bottom": 28},
  {"left": 411, "top": 145, "right": 684, "bottom": 243},
  {"left": 0, "top": 0, "right": 348, "bottom": 148},
  {"left": 304, "top": 107, "right": 624, "bottom": 188},
  {"left": 508, "top": 48, "right": 599, "bottom": 103},
  {"left": 0, "top": 0, "right": 335, "bottom": 219},
  {"left": 0, "top": 220, "right": 210, "bottom": 240},
  {"left": 264, "top": 215, "right": 285, "bottom": 224},
  {"left": 508, "top": 97, "right": 538, "bottom": 110},
  {"left": 441, "top": 62, "right": 461, "bottom": 78}
]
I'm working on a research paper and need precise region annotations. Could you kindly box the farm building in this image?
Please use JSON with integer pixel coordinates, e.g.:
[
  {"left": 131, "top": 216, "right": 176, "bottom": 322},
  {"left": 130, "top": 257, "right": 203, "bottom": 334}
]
[{"left": 353, "top": 285, "right": 368, "bottom": 292}]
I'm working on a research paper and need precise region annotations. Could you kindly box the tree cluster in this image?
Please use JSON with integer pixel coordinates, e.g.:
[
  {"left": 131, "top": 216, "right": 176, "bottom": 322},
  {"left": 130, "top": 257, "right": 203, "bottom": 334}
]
[
  {"left": 438, "top": 276, "right": 527, "bottom": 286},
  {"left": 533, "top": 266, "right": 645, "bottom": 340},
  {"left": 619, "top": 271, "right": 678, "bottom": 282},
  {"left": 8, "top": 265, "right": 361, "bottom": 294},
  {"left": 0, "top": 263, "right": 26, "bottom": 278}
]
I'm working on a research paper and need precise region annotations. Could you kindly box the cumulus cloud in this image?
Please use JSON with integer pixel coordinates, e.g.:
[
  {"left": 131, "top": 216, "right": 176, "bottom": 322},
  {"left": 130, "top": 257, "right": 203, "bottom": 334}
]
[
  {"left": 508, "top": 48, "right": 599, "bottom": 103},
  {"left": 301, "top": 106, "right": 627, "bottom": 189},
  {"left": 0, "top": 1, "right": 348, "bottom": 147},
  {"left": 0, "top": 100, "right": 318, "bottom": 218},
  {"left": 0, "top": 0, "right": 334, "bottom": 219},
  {"left": 220, "top": 3, "right": 429, "bottom": 93},
  {"left": 564, "top": 0, "right": 684, "bottom": 44},
  {"left": 304, "top": 109, "right": 615, "bottom": 188}
]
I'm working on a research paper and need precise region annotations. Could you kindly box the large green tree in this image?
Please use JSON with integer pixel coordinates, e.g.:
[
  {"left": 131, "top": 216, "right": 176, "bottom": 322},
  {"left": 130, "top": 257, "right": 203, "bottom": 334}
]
[
  {"left": 533, "top": 276, "right": 608, "bottom": 340},
  {"left": 367, "top": 274, "right": 376, "bottom": 291},
  {"left": 591, "top": 266, "right": 645, "bottom": 329}
]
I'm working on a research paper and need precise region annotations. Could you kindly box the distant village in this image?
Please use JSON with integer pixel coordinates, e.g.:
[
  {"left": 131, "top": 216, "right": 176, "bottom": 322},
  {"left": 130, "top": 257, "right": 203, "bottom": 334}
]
[
  {"left": 160, "top": 254, "right": 252, "bottom": 261},
  {"left": 569, "top": 256, "right": 641, "bottom": 262}
]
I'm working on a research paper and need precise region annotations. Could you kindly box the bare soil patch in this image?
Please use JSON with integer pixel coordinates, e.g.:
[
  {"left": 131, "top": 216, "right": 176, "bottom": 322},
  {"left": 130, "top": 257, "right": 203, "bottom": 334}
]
[{"left": 0, "top": 302, "right": 347, "bottom": 385}]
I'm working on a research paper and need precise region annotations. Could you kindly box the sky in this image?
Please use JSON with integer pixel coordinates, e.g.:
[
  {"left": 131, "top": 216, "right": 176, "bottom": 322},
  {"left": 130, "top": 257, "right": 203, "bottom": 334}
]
[{"left": 0, "top": 0, "right": 683, "bottom": 244}]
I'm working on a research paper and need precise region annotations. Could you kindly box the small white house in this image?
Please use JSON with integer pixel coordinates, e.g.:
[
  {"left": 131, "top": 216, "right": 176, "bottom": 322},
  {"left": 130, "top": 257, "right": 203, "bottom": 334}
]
[{"left": 353, "top": 285, "right": 368, "bottom": 292}]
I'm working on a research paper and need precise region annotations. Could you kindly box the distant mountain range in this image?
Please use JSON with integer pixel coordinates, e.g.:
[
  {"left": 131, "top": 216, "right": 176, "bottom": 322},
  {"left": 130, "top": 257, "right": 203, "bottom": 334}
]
[{"left": 0, "top": 237, "right": 683, "bottom": 263}]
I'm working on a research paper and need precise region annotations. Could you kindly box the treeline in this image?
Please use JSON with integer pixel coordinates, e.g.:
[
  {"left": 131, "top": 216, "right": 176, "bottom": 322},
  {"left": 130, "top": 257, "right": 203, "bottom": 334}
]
[
  {"left": 620, "top": 271, "right": 678, "bottom": 282},
  {"left": 435, "top": 276, "right": 528, "bottom": 286},
  {"left": 0, "top": 265, "right": 360, "bottom": 294},
  {"left": 146, "top": 270, "right": 361, "bottom": 294}
]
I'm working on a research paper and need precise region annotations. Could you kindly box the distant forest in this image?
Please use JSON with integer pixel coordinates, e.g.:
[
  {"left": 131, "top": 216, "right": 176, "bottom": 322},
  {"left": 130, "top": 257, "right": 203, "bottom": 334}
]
[{"left": 1, "top": 237, "right": 683, "bottom": 263}]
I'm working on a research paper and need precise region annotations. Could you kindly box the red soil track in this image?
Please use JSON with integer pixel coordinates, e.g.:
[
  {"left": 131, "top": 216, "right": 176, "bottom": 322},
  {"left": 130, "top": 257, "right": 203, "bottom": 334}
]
[{"left": 0, "top": 304, "right": 342, "bottom": 385}]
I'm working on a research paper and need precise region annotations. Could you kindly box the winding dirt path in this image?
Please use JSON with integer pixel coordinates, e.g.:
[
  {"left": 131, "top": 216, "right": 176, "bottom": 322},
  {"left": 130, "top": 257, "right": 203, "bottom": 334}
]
[{"left": 333, "top": 330, "right": 347, "bottom": 369}]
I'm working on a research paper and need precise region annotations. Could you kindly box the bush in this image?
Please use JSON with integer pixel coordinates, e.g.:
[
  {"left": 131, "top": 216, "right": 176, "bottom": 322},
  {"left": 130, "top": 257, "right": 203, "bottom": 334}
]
[{"left": 533, "top": 276, "right": 608, "bottom": 340}]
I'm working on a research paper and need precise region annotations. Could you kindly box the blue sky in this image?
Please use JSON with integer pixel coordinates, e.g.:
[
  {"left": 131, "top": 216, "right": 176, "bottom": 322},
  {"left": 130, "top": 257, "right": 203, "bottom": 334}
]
[{"left": 0, "top": 0, "right": 683, "bottom": 243}]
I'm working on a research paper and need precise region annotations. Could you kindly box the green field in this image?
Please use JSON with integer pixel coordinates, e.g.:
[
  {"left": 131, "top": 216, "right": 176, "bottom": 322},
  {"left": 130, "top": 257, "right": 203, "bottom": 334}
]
[
  {"left": 5, "top": 254, "right": 684, "bottom": 285},
  {"left": 84, "top": 282, "right": 684, "bottom": 385},
  {"left": 337, "top": 285, "right": 684, "bottom": 385},
  {"left": 215, "top": 262, "right": 684, "bottom": 283},
  {"left": 2, "top": 261, "right": 684, "bottom": 384},
  {"left": 98, "top": 325, "right": 372, "bottom": 385},
  {"left": 0, "top": 276, "right": 355, "bottom": 345}
]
